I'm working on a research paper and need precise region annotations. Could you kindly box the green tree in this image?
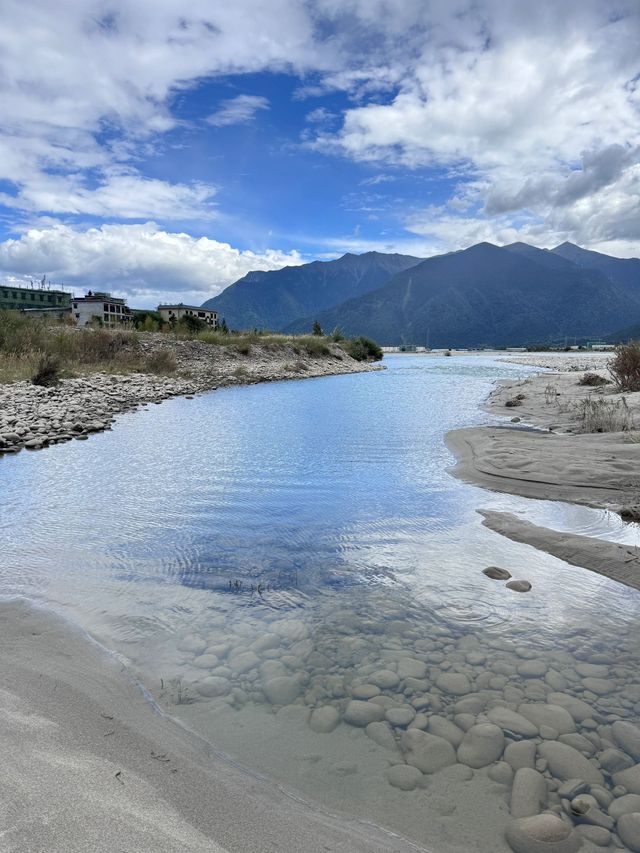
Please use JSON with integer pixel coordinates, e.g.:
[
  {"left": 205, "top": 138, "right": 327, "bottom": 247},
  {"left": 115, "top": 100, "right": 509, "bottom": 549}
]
[{"left": 312, "top": 320, "right": 323, "bottom": 336}]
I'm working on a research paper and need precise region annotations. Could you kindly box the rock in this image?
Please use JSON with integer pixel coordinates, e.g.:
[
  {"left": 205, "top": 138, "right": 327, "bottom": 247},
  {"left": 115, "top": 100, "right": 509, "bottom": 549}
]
[
  {"left": 229, "top": 651, "right": 260, "bottom": 675},
  {"left": 436, "top": 672, "right": 471, "bottom": 696},
  {"left": 575, "top": 663, "right": 609, "bottom": 679},
  {"left": 454, "top": 713, "right": 476, "bottom": 732},
  {"left": 518, "top": 704, "right": 576, "bottom": 735},
  {"left": 618, "top": 813, "right": 640, "bottom": 852},
  {"left": 538, "top": 741, "right": 604, "bottom": 785},
  {"left": 510, "top": 768, "right": 548, "bottom": 818},
  {"left": 263, "top": 676, "right": 301, "bottom": 705},
  {"left": 427, "top": 715, "right": 465, "bottom": 748},
  {"left": 386, "top": 706, "right": 416, "bottom": 727},
  {"left": 506, "top": 580, "right": 532, "bottom": 593},
  {"left": 613, "top": 764, "right": 640, "bottom": 794},
  {"left": 518, "top": 661, "right": 547, "bottom": 679},
  {"left": 488, "top": 707, "right": 539, "bottom": 738},
  {"left": 599, "top": 747, "right": 634, "bottom": 774},
  {"left": 557, "top": 734, "right": 595, "bottom": 756},
  {"left": 309, "top": 706, "right": 340, "bottom": 733},
  {"left": 351, "top": 684, "right": 380, "bottom": 700},
  {"left": 575, "top": 825, "right": 610, "bottom": 847},
  {"left": 505, "top": 741, "right": 537, "bottom": 772},
  {"left": 385, "top": 764, "right": 424, "bottom": 791},
  {"left": 178, "top": 634, "right": 207, "bottom": 654},
  {"left": 581, "top": 677, "right": 614, "bottom": 695},
  {"left": 558, "top": 780, "right": 590, "bottom": 799},
  {"left": 343, "top": 700, "right": 385, "bottom": 727},
  {"left": 546, "top": 693, "right": 593, "bottom": 723},
  {"left": 457, "top": 723, "right": 505, "bottom": 768},
  {"left": 608, "top": 794, "right": 640, "bottom": 820},
  {"left": 365, "top": 721, "right": 399, "bottom": 752},
  {"left": 196, "top": 676, "right": 230, "bottom": 697},
  {"left": 612, "top": 720, "right": 640, "bottom": 761},
  {"left": 505, "top": 814, "right": 581, "bottom": 853},
  {"left": 401, "top": 729, "right": 457, "bottom": 774},
  {"left": 397, "top": 658, "right": 427, "bottom": 680},
  {"left": 369, "top": 669, "right": 400, "bottom": 689},
  {"left": 483, "top": 566, "right": 512, "bottom": 580},
  {"left": 192, "top": 653, "right": 219, "bottom": 669},
  {"left": 488, "top": 762, "right": 514, "bottom": 785}
]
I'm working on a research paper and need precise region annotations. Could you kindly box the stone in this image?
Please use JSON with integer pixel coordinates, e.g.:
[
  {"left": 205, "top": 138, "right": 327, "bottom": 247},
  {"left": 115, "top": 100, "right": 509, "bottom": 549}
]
[
  {"left": 575, "top": 825, "right": 610, "bottom": 847},
  {"left": 575, "top": 663, "right": 609, "bottom": 679},
  {"left": 483, "top": 566, "right": 512, "bottom": 580},
  {"left": 263, "top": 676, "right": 301, "bottom": 706},
  {"left": 178, "top": 634, "right": 207, "bottom": 654},
  {"left": 385, "top": 764, "right": 424, "bottom": 791},
  {"left": 510, "top": 768, "right": 548, "bottom": 818},
  {"left": 506, "top": 580, "right": 532, "bottom": 593},
  {"left": 382, "top": 702, "right": 414, "bottom": 726},
  {"left": 556, "top": 734, "right": 595, "bottom": 756},
  {"left": 397, "top": 658, "right": 427, "bottom": 680},
  {"left": 518, "top": 704, "right": 576, "bottom": 735},
  {"left": 538, "top": 741, "right": 604, "bottom": 785},
  {"left": 229, "top": 651, "right": 260, "bottom": 675},
  {"left": 505, "top": 741, "right": 537, "bottom": 772},
  {"left": 309, "top": 706, "right": 340, "bottom": 733},
  {"left": 436, "top": 672, "right": 471, "bottom": 696},
  {"left": 544, "top": 693, "right": 593, "bottom": 723},
  {"left": 518, "top": 661, "right": 548, "bottom": 679},
  {"left": 608, "top": 794, "right": 640, "bottom": 820},
  {"left": 599, "top": 747, "right": 634, "bottom": 774},
  {"left": 343, "top": 700, "right": 385, "bottom": 727},
  {"left": 581, "top": 677, "right": 614, "bottom": 696},
  {"left": 196, "top": 676, "right": 230, "bottom": 697},
  {"left": 365, "top": 721, "right": 399, "bottom": 753},
  {"left": 618, "top": 813, "right": 640, "bottom": 852},
  {"left": 369, "top": 669, "right": 400, "bottom": 690},
  {"left": 427, "top": 715, "right": 465, "bottom": 748},
  {"left": 488, "top": 707, "right": 539, "bottom": 738},
  {"left": 613, "top": 764, "right": 640, "bottom": 794},
  {"left": 505, "top": 814, "right": 581, "bottom": 853},
  {"left": 612, "top": 720, "right": 640, "bottom": 761},
  {"left": 457, "top": 723, "right": 505, "bottom": 768},
  {"left": 401, "top": 729, "right": 457, "bottom": 774},
  {"left": 192, "top": 653, "right": 219, "bottom": 669},
  {"left": 488, "top": 762, "right": 514, "bottom": 785},
  {"left": 454, "top": 713, "right": 476, "bottom": 732},
  {"left": 351, "top": 684, "right": 380, "bottom": 700}
]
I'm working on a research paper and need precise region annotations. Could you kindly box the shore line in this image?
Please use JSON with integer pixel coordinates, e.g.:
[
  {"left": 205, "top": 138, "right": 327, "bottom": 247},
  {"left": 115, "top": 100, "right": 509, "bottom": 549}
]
[{"left": 446, "top": 361, "right": 640, "bottom": 590}]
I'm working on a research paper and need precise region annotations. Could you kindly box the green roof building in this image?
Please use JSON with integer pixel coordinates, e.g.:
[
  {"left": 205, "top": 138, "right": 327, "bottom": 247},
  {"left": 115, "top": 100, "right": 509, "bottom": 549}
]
[{"left": 1, "top": 283, "right": 71, "bottom": 312}]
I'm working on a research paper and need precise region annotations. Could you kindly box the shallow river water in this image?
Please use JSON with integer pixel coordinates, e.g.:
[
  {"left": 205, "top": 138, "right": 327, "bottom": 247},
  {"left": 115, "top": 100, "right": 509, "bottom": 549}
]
[{"left": 2, "top": 354, "right": 640, "bottom": 852}]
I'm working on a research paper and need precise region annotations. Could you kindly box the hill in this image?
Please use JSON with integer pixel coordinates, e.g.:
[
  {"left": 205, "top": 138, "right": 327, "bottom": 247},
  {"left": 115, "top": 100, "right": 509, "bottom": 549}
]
[
  {"left": 286, "top": 243, "right": 640, "bottom": 347},
  {"left": 552, "top": 242, "right": 640, "bottom": 289},
  {"left": 202, "top": 251, "right": 422, "bottom": 332}
]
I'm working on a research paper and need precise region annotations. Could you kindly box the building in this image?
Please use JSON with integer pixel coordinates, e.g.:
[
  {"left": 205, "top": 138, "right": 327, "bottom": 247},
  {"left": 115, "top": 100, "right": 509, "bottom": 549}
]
[
  {"left": 157, "top": 303, "right": 219, "bottom": 328},
  {"left": 72, "top": 292, "right": 133, "bottom": 328},
  {"left": 1, "top": 283, "right": 71, "bottom": 313}
]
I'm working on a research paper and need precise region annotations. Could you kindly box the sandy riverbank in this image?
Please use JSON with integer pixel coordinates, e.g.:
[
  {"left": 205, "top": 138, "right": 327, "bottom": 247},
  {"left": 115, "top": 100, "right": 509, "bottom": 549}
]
[
  {"left": 0, "top": 598, "right": 423, "bottom": 853},
  {"left": 0, "top": 336, "right": 379, "bottom": 454},
  {"left": 446, "top": 357, "right": 640, "bottom": 589}
]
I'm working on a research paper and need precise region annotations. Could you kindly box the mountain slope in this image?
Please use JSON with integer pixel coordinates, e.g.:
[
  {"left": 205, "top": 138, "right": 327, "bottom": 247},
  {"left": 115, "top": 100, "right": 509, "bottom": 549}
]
[
  {"left": 552, "top": 242, "right": 640, "bottom": 289},
  {"left": 202, "top": 251, "right": 423, "bottom": 331},
  {"left": 288, "top": 243, "right": 640, "bottom": 347}
]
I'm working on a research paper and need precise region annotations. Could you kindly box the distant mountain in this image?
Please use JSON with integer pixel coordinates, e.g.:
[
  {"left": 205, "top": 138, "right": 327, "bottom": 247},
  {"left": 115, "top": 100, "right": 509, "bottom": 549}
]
[
  {"left": 202, "top": 251, "right": 423, "bottom": 331},
  {"left": 606, "top": 323, "right": 640, "bottom": 343},
  {"left": 552, "top": 242, "right": 640, "bottom": 289},
  {"left": 287, "top": 242, "right": 640, "bottom": 347}
]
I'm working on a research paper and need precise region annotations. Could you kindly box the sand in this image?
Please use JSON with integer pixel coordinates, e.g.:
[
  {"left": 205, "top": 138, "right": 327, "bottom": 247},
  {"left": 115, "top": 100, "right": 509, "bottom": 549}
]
[
  {"left": 446, "top": 359, "right": 640, "bottom": 589},
  {"left": 0, "top": 599, "right": 424, "bottom": 853}
]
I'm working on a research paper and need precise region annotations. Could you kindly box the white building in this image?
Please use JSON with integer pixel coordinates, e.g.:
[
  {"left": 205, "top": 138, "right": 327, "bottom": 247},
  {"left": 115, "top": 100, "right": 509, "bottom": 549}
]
[
  {"left": 72, "top": 292, "right": 133, "bottom": 328},
  {"left": 157, "top": 303, "right": 219, "bottom": 328}
]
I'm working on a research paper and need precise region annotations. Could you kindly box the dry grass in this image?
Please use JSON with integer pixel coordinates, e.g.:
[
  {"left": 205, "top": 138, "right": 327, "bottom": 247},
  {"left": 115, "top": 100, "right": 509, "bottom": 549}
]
[
  {"left": 610, "top": 340, "right": 640, "bottom": 392},
  {"left": 574, "top": 396, "right": 634, "bottom": 433}
]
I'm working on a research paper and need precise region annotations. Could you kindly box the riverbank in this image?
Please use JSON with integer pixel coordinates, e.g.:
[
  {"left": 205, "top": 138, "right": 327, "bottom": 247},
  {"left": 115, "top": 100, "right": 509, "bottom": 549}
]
[
  {"left": 0, "top": 598, "right": 422, "bottom": 853},
  {"left": 446, "top": 359, "right": 640, "bottom": 589},
  {"left": 0, "top": 334, "right": 379, "bottom": 454}
]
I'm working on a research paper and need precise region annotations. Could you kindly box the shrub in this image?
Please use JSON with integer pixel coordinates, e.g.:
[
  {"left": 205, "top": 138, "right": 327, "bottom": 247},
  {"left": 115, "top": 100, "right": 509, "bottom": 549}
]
[
  {"left": 504, "top": 398, "right": 522, "bottom": 408},
  {"left": 31, "top": 353, "right": 60, "bottom": 386},
  {"left": 342, "top": 336, "right": 383, "bottom": 362},
  {"left": 575, "top": 397, "right": 634, "bottom": 433},
  {"left": 178, "top": 314, "right": 206, "bottom": 333},
  {"left": 299, "top": 335, "right": 331, "bottom": 356},
  {"left": 610, "top": 341, "right": 640, "bottom": 392},
  {"left": 312, "top": 320, "right": 323, "bottom": 336},
  {"left": 143, "top": 349, "right": 177, "bottom": 375},
  {"left": 578, "top": 372, "right": 609, "bottom": 387},
  {"left": 329, "top": 327, "right": 345, "bottom": 342}
]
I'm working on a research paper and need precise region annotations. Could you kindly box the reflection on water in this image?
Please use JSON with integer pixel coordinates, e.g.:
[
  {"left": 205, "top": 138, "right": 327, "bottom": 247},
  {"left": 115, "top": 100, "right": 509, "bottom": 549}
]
[{"left": 2, "top": 355, "right": 640, "bottom": 851}]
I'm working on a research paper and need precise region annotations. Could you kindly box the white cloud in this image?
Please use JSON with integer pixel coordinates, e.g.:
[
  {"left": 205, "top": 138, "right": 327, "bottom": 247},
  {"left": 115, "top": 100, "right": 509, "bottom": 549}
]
[
  {"left": 207, "top": 95, "right": 270, "bottom": 127},
  {"left": 0, "top": 222, "right": 303, "bottom": 308}
]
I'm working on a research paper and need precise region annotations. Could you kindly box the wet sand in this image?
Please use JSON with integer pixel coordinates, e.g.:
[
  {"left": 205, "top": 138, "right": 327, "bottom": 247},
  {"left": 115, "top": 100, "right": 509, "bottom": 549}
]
[
  {"left": 446, "top": 361, "right": 640, "bottom": 589},
  {"left": 0, "top": 599, "right": 422, "bottom": 853}
]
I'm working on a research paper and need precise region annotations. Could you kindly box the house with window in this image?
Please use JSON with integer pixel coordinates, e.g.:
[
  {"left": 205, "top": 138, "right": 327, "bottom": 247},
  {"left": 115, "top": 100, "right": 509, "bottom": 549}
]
[
  {"left": 72, "top": 292, "right": 133, "bottom": 327},
  {"left": 1, "top": 283, "right": 71, "bottom": 313},
  {"left": 157, "top": 303, "right": 219, "bottom": 328}
]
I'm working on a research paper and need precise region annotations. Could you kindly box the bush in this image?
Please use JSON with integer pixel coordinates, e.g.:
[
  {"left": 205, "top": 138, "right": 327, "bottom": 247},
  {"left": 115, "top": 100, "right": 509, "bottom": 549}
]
[
  {"left": 342, "top": 336, "right": 383, "bottom": 362},
  {"left": 575, "top": 397, "right": 633, "bottom": 433},
  {"left": 329, "top": 327, "right": 345, "bottom": 342},
  {"left": 610, "top": 341, "right": 640, "bottom": 392},
  {"left": 31, "top": 353, "right": 60, "bottom": 386},
  {"left": 178, "top": 314, "right": 206, "bottom": 333},
  {"left": 578, "top": 372, "right": 609, "bottom": 387},
  {"left": 298, "top": 335, "right": 331, "bottom": 356},
  {"left": 143, "top": 349, "right": 177, "bottom": 375},
  {"left": 312, "top": 320, "right": 323, "bottom": 336}
]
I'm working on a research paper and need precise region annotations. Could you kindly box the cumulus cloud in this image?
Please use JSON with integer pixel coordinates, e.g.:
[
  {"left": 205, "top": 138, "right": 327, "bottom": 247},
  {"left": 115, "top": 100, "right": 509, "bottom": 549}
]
[
  {"left": 0, "top": 223, "right": 303, "bottom": 307},
  {"left": 207, "top": 95, "right": 270, "bottom": 127}
]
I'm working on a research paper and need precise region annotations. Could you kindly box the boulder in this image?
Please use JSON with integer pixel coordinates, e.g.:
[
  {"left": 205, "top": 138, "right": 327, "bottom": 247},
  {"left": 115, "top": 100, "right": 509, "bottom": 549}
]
[
  {"left": 505, "top": 741, "right": 537, "bottom": 772},
  {"left": 401, "top": 728, "right": 457, "bottom": 774},
  {"left": 457, "top": 723, "right": 505, "bottom": 768},
  {"left": 608, "top": 794, "right": 640, "bottom": 821},
  {"left": 510, "top": 768, "right": 548, "bottom": 818},
  {"left": 613, "top": 764, "right": 640, "bottom": 794},
  {"left": 505, "top": 814, "right": 581, "bottom": 853},
  {"left": 196, "top": 676, "right": 230, "bottom": 697},
  {"left": 436, "top": 672, "right": 471, "bottom": 696},
  {"left": 263, "top": 676, "right": 301, "bottom": 706},
  {"left": 309, "top": 706, "right": 340, "bottom": 733},
  {"left": 385, "top": 764, "right": 424, "bottom": 791},
  {"left": 538, "top": 741, "right": 603, "bottom": 785},
  {"left": 612, "top": 720, "right": 640, "bottom": 762},
  {"left": 506, "top": 580, "right": 532, "bottom": 593},
  {"left": 427, "top": 715, "right": 465, "bottom": 748},
  {"left": 488, "top": 707, "right": 539, "bottom": 738},
  {"left": 546, "top": 693, "right": 593, "bottom": 723},
  {"left": 369, "top": 669, "right": 400, "bottom": 689},
  {"left": 518, "top": 704, "right": 576, "bottom": 735},
  {"left": 483, "top": 566, "right": 512, "bottom": 580},
  {"left": 618, "top": 813, "right": 640, "bottom": 852},
  {"left": 343, "top": 700, "right": 385, "bottom": 727}
]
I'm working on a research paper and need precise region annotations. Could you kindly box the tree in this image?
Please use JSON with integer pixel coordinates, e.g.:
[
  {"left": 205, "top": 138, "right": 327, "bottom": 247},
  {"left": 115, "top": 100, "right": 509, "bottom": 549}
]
[
  {"left": 220, "top": 317, "right": 229, "bottom": 334},
  {"left": 312, "top": 320, "right": 323, "bottom": 336}
]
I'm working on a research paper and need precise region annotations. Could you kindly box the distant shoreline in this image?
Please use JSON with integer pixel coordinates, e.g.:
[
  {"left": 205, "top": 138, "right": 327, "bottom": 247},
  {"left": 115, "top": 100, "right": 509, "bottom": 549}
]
[{"left": 446, "top": 355, "right": 640, "bottom": 590}]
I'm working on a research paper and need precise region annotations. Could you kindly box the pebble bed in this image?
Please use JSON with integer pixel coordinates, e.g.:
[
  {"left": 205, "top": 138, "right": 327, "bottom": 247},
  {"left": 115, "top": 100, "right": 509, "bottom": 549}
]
[{"left": 155, "top": 587, "right": 640, "bottom": 853}]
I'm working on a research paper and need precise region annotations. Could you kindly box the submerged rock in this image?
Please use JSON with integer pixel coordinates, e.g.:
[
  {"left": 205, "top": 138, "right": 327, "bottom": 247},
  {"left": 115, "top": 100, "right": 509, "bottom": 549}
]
[
  {"left": 612, "top": 720, "right": 640, "bottom": 761},
  {"left": 435, "top": 672, "right": 471, "bottom": 695},
  {"left": 401, "top": 728, "right": 457, "bottom": 774},
  {"left": 505, "top": 814, "right": 581, "bottom": 853},
  {"left": 488, "top": 707, "right": 539, "bottom": 738},
  {"left": 617, "top": 813, "right": 640, "bottom": 852},
  {"left": 263, "top": 676, "right": 301, "bottom": 705},
  {"left": 309, "top": 706, "right": 340, "bottom": 733},
  {"left": 457, "top": 723, "right": 504, "bottom": 768},
  {"left": 518, "top": 704, "right": 576, "bottom": 735},
  {"left": 538, "top": 741, "right": 604, "bottom": 785},
  {"left": 510, "top": 768, "right": 548, "bottom": 818},
  {"left": 506, "top": 580, "right": 532, "bottom": 593},
  {"left": 385, "top": 764, "right": 424, "bottom": 791},
  {"left": 343, "top": 700, "right": 385, "bottom": 727}
]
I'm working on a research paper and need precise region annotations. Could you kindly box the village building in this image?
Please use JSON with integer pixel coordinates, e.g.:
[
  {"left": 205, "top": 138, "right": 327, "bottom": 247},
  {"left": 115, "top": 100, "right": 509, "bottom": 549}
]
[
  {"left": 1, "top": 283, "right": 72, "bottom": 314},
  {"left": 72, "top": 292, "right": 133, "bottom": 328},
  {"left": 157, "top": 303, "right": 219, "bottom": 328}
]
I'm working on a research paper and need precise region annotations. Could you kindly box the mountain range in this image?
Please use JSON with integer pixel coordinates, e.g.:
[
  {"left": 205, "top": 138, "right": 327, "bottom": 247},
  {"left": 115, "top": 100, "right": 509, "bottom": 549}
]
[{"left": 202, "top": 242, "right": 640, "bottom": 347}]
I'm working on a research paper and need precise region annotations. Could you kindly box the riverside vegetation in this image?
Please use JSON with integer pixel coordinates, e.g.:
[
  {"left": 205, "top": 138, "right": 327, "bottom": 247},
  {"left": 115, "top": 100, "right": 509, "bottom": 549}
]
[{"left": 0, "top": 310, "right": 382, "bottom": 453}]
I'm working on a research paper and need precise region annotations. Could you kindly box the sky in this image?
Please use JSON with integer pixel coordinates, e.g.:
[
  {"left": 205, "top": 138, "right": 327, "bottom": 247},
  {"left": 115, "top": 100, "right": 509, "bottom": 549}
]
[{"left": 0, "top": 0, "right": 639, "bottom": 308}]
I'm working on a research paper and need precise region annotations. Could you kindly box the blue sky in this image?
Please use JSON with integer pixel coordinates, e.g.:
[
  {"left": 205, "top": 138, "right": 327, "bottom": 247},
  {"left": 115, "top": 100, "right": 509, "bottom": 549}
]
[{"left": 0, "top": 1, "right": 639, "bottom": 307}]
